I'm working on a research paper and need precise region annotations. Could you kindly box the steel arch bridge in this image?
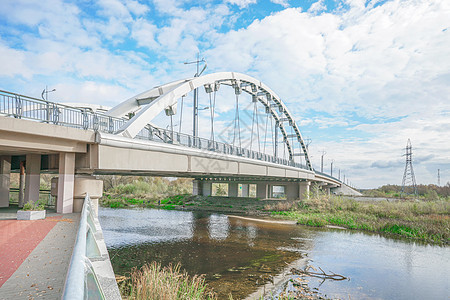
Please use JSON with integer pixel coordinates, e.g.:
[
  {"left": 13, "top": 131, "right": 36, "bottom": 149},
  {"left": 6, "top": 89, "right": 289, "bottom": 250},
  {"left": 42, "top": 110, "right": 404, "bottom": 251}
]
[{"left": 106, "top": 72, "right": 313, "bottom": 171}]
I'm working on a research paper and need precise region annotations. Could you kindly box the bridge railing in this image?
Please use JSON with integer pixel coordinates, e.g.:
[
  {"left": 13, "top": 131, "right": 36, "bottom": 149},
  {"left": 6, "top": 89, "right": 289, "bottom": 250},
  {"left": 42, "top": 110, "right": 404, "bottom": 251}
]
[
  {"left": 63, "top": 194, "right": 105, "bottom": 300},
  {"left": 0, "top": 89, "right": 126, "bottom": 132},
  {"left": 1, "top": 89, "right": 307, "bottom": 170},
  {"left": 136, "top": 126, "right": 302, "bottom": 169},
  {"left": 314, "top": 170, "right": 342, "bottom": 184}
]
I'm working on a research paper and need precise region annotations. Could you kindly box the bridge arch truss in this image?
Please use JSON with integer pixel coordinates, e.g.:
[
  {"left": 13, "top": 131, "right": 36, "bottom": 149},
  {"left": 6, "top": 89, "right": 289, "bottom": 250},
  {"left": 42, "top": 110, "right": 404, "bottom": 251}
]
[{"left": 106, "top": 72, "right": 312, "bottom": 171}]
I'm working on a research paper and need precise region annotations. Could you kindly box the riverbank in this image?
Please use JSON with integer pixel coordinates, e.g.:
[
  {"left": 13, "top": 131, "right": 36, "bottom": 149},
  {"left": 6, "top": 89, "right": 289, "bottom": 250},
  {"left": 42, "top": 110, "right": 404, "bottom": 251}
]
[
  {"left": 101, "top": 193, "right": 282, "bottom": 215},
  {"left": 271, "top": 193, "right": 449, "bottom": 245}
]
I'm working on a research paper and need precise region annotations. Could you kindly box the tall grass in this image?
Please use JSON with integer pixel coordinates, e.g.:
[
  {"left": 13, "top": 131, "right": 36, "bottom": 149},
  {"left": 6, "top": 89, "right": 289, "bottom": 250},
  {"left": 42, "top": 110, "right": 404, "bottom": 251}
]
[
  {"left": 121, "top": 262, "right": 216, "bottom": 300},
  {"left": 271, "top": 188, "right": 449, "bottom": 245}
]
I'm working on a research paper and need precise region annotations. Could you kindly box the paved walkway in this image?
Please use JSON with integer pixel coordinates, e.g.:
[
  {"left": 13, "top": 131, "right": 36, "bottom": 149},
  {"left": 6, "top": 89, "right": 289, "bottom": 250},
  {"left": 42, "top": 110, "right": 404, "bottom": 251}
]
[{"left": 0, "top": 207, "right": 79, "bottom": 299}]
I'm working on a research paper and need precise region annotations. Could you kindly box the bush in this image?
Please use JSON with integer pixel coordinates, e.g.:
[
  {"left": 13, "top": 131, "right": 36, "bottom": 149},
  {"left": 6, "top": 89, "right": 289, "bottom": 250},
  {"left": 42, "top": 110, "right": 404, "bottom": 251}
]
[{"left": 22, "top": 200, "right": 45, "bottom": 211}]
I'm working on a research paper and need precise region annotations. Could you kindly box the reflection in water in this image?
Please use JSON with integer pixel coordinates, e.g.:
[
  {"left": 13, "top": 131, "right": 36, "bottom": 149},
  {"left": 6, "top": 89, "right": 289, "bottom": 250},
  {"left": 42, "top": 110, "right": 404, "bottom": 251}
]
[
  {"left": 99, "top": 208, "right": 195, "bottom": 247},
  {"left": 208, "top": 214, "right": 230, "bottom": 241},
  {"left": 99, "top": 207, "right": 450, "bottom": 300}
]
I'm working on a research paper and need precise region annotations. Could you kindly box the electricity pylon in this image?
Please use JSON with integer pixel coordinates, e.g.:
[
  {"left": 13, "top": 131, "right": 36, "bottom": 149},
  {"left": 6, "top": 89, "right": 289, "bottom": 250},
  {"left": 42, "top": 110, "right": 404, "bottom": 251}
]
[{"left": 401, "top": 139, "right": 418, "bottom": 196}]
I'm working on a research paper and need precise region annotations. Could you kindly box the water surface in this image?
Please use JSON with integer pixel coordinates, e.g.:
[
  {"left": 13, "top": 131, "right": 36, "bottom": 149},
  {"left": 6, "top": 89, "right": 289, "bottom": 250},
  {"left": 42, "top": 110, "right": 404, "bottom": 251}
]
[{"left": 99, "top": 207, "right": 449, "bottom": 299}]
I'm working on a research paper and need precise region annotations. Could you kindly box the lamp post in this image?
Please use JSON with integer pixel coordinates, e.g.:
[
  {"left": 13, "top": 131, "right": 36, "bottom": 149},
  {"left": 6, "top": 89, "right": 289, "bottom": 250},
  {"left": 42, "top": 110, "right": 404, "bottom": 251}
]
[
  {"left": 320, "top": 150, "right": 326, "bottom": 173},
  {"left": 41, "top": 86, "right": 56, "bottom": 101},
  {"left": 184, "top": 53, "right": 207, "bottom": 142},
  {"left": 41, "top": 86, "right": 56, "bottom": 123}
]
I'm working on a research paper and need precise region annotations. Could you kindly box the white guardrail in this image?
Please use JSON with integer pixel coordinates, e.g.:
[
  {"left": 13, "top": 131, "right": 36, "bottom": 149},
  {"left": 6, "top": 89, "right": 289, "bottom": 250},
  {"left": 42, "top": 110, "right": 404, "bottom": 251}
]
[{"left": 63, "top": 194, "right": 120, "bottom": 300}]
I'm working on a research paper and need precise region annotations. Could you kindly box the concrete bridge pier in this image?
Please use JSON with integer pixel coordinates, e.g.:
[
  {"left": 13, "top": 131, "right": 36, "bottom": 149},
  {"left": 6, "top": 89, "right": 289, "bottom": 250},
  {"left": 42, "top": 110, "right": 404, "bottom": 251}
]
[
  {"left": 256, "top": 183, "right": 268, "bottom": 199},
  {"left": 0, "top": 156, "right": 11, "bottom": 207},
  {"left": 202, "top": 181, "right": 212, "bottom": 197},
  {"left": 73, "top": 175, "right": 103, "bottom": 216},
  {"left": 228, "top": 182, "right": 238, "bottom": 197},
  {"left": 320, "top": 184, "right": 331, "bottom": 196},
  {"left": 192, "top": 180, "right": 213, "bottom": 197},
  {"left": 192, "top": 180, "right": 202, "bottom": 196},
  {"left": 285, "top": 182, "right": 300, "bottom": 201},
  {"left": 56, "top": 153, "right": 75, "bottom": 214},
  {"left": 241, "top": 184, "right": 250, "bottom": 197},
  {"left": 299, "top": 181, "right": 311, "bottom": 200},
  {"left": 24, "top": 154, "right": 41, "bottom": 205}
]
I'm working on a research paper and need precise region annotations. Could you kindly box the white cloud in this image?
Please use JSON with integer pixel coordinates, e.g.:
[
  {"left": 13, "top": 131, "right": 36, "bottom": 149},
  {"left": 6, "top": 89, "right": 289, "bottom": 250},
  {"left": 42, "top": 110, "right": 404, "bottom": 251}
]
[
  {"left": 225, "top": 0, "right": 257, "bottom": 9},
  {"left": 308, "top": 0, "right": 326, "bottom": 13},
  {"left": 271, "top": 0, "right": 290, "bottom": 8},
  {"left": 125, "top": 0, "right": 150, "bottom": 16},
  {"left": 0, "top": 44, "right": 32, "bottom": 79},
  {"left": 96, "top": 0, "right": 131, "bottom": 18},
  {"left": 131, "top": 18, "right": 159, "bottom": 49}
]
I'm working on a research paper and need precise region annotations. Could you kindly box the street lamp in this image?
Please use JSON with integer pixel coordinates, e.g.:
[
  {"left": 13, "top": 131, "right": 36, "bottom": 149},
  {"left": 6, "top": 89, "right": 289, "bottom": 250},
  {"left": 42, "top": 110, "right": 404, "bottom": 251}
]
[
  {"left": 184, "top": 53, "right": 207, "bottom": 141},
  {"left": 41, "top": 86, "right": 56, "bottom": 101},
  {"left": 320, "top": 150, "right": 326, "bottom": 173}
]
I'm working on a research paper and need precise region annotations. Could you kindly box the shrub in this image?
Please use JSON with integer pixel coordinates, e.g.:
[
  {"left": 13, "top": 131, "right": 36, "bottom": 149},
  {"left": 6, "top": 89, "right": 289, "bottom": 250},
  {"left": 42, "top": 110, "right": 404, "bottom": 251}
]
[{"left": 22, "top": 200, "right": 45, "bottom": 211}]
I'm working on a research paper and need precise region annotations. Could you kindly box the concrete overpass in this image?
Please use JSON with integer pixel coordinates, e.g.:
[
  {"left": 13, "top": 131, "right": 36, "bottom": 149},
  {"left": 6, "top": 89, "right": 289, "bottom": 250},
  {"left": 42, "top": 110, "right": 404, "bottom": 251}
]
[{"left": 0, "top": 74, "right": 360, "bottom": 213}]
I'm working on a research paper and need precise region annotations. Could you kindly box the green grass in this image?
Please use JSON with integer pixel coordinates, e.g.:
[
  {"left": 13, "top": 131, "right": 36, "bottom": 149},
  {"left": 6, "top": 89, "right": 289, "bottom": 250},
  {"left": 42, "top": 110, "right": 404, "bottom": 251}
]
[
  {"left": 161, "top": 204, "right": 176, "bottom": 210},
  {"left": 271, "top": 191, "right": 449, "bottom": 245}
]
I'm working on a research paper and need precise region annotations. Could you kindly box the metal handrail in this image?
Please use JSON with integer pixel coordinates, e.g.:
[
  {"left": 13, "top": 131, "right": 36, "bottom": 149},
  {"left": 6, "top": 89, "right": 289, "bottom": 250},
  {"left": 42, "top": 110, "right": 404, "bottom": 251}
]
[
  {"left": 63, "top": 194, "right": 104, "bottom": 300},
  {"left": 314, "top": 170, "right": 342, "bottom": 184},
  {"left": 1, "top": 89, "right": 308, "bottom": 170}
]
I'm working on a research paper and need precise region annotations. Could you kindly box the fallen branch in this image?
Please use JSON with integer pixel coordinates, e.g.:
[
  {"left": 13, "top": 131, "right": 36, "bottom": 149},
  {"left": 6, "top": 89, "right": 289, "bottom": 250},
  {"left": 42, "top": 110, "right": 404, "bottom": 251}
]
[{"left": 290, "top": 266, "right": 349, "bottom": 282}]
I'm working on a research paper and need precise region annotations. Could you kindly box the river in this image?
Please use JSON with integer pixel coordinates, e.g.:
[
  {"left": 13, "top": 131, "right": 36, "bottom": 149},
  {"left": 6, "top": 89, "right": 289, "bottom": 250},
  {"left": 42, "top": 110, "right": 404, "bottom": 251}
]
[{"left": 99, "top": 207, "right": 449, "bottom": 299}]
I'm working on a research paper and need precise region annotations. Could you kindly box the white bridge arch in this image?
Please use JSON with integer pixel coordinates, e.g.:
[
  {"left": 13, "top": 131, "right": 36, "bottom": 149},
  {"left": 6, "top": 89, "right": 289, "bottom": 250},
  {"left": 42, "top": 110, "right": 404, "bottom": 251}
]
[{"left": 106, "top": 72, "right": 312, "bottom": 170}]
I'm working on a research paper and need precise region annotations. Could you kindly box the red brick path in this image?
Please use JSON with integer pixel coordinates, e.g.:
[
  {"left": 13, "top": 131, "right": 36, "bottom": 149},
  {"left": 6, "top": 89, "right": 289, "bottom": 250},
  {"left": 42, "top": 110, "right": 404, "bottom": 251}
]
[{"left": 0, "top": 216, "right": 61, "bottom": 287}]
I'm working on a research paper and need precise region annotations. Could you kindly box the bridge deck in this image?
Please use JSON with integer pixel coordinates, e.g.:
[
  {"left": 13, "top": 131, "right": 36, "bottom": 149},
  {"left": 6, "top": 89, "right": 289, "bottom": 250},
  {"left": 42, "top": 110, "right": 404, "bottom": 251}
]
[{"left": 0, "top": 208, "right": 79, "bottom": 299}]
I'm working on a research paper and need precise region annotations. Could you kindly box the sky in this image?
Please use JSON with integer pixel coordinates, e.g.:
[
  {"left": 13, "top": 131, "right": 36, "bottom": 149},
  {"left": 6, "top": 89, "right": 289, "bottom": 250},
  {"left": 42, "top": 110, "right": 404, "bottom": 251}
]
[{"left": 0, "top": 0, "right": 449, "bottom": 188}]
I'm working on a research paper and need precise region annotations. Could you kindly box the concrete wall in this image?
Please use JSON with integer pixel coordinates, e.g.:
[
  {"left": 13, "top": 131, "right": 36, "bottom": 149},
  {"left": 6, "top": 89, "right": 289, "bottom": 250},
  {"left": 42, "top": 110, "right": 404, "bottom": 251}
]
[{"left": 331, "top": 184, "right": 362, "bottom": 196}]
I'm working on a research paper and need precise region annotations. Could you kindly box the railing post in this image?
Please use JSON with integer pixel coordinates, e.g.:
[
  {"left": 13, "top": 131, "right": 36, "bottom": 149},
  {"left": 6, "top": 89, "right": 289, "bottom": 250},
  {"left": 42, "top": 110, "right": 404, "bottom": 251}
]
[{"left": 14, "top": 95, "right": 22, "bottom": 119}]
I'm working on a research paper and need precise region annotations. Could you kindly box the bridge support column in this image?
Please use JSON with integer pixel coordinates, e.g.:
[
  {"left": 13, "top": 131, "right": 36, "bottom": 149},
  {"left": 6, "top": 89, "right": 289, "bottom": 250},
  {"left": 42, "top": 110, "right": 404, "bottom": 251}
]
[
  {"left": 267, "top": 184, "right": 274, "bottom": 198},
  {"left": 202, "top": 182, "right": 212, "bottom": 197},
  {"left": 299, "top": 181, "right": 311, "bottom": 200},
  {"left": 193, "top": 180, "right": 202, "bottom": 196},
  {"left": 256, "top": 183, "right": 268, "bottom": 199},
  {"left": 73, "top": 176, "right": 103, "bottom": 217},
  {"left": 228, "top": 182, "right": 238, "bottom": 198},
  {"left": 57, "top": 153, "right": 75, "bottom": 214},
  {"left": 286, "top": 183, "right": 300, "bottom": 201},
  {"left": 324, "top": 186, "right": 331, "bottom": 197},
  {"left": 241, "top": 184, "right": 249, "bottom": 197},
  {"left": 0, "top": 156, "right": 11, "bottom": 208},
  {"left": 24, "top": 154, "right": 41, "bottom": 204}
]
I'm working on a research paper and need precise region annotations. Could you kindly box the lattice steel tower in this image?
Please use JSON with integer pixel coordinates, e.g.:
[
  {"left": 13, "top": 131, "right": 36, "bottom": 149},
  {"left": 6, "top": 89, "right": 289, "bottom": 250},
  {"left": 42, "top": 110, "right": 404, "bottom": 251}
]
[{"left": 401, "top": 139, "right": 418, "bottom": 196}]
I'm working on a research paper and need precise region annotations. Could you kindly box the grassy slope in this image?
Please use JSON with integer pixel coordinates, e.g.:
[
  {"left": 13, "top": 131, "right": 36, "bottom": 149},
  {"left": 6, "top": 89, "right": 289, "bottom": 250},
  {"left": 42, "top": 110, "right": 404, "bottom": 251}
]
[{"left": 271, "top": 192, "right": 449, "bottom": 245}]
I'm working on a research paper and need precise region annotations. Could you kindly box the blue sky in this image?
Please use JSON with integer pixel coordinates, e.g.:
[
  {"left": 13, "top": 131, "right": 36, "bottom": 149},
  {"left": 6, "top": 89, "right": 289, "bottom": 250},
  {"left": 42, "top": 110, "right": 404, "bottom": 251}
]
[{"left": 1, "top": 0, "right": 449, "bottom": 188}]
